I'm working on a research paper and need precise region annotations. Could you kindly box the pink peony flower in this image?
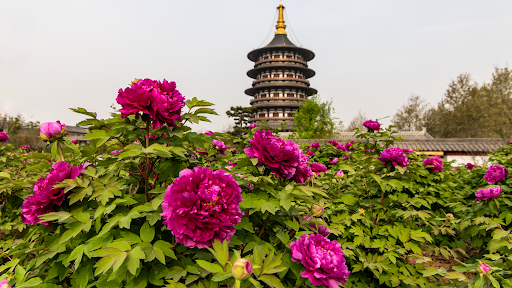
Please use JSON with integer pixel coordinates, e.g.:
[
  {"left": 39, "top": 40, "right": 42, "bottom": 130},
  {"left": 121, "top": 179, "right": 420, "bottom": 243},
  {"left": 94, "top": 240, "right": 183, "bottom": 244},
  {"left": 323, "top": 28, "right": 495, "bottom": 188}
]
[
  {"left": 483, "top": 165, "right": 508, "bottom": 184},
  {"left": 305, "top": 150, "right": 315, "bottom": 157},
  {"left": 71, "top": 140, "right": 78, "bottom": 145},
  {"left": 337, "top": 142, "right": 355, "bottom": 152},
  {"left": 466, "top": 163, "right": 478, "bottom": 170},
  {"left": 342, "top": 156, "right": 350, "bottom": 160},
  {"left": 335, "top": 170, "right": 344, "bottom": 178},
  {"left": 111, "top": 150, "right": 122, "bottom": 154},
  {"left": 290, "top": 234, "right": 350, "bottom": 287},
  {"left": 244, "top": 130, "right": 313, "bottom": 183},
  {"left": 212, "top": 139, "right": 228, "bottom": 155},
  {"left": 327, "top": 140, "right": 340, "bottom": 147},
  {"left": 21, "top": 161, "right": 88, "bottom": 227},
  {"left": 0, "top": 132, "right": 8, "bottom": 143},
  {"left": 377, "top": 147, "right": 410, "bottom": 168},
  {"left": 40, "top": 121, "right": 66, "bottom": 142},
  {"left": 423, "top": 156, "right": 443, "bottom": 172},
  {"left": 116, "top": 79, "right": 185, "bottom": 129},
  {"left": 310, "top": 162, "right": 327, "bottom": 175},
  {"left": 160, "top": 167, "right": 244, "bottom": 248},
  {"left": 20, "top": 145, "right": 30, "bottom": 149},
  {"left": 363, "top": 120, "right": 381, "bottom": 131},
  {"left": 475, "top": 186, "right": 502, "bottom": 202},
  {"left": 310, "top": 142, "right": 321, "bottom": 149},
  {"left": 248, "top": 123, "right": 257, "bottom": 129},
  {"left": 330, "top": 158, "right": 339, "bottom": 165},
  {"left": 204, "top": 130, "right": 213, "bottom": 135}
]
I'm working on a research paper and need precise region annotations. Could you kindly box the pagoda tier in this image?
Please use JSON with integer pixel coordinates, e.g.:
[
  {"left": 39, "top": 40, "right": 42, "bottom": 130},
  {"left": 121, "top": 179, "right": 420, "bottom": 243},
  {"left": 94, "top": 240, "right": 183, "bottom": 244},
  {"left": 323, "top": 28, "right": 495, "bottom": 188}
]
[{"left": 245, "top": 4, "right": 316, "bottom": 131}]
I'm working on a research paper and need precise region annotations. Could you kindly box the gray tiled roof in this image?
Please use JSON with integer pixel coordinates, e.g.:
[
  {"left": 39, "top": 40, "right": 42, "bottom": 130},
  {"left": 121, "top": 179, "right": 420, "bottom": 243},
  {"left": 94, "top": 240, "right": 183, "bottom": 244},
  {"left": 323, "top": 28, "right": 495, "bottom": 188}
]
[{"left": 394, "top": 138, "right": 505, "bottom": 152}]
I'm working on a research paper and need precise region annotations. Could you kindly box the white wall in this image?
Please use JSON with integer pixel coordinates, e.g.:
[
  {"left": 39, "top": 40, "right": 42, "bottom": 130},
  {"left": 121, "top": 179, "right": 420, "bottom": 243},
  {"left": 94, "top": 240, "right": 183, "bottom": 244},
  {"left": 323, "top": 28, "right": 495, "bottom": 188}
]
[{"left": 446, "top": 155, "right": 489, "bottom": 166}]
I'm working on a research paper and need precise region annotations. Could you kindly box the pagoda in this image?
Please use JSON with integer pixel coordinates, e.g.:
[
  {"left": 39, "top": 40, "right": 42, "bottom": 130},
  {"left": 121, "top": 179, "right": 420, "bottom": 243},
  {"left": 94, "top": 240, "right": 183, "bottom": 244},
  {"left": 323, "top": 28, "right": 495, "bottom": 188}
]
[{"left": 245, "top": 3, "right": 317, "bottom": 131}]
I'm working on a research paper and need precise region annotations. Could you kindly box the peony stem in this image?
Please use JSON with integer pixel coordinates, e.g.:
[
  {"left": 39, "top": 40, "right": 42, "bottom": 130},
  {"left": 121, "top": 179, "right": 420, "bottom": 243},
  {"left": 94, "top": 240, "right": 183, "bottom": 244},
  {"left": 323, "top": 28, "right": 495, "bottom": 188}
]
[
  {"left": 293, "top": 278, "right": 307, "bottom": 288},
  {"left": 57, "top": 141, "right": 65, "bottom": 161},
  {"left": 144, "top": 120, "right": 150, "bottom": 202},
  {"left": 485, "top": 277, "right": 490, "bottom": 288}
]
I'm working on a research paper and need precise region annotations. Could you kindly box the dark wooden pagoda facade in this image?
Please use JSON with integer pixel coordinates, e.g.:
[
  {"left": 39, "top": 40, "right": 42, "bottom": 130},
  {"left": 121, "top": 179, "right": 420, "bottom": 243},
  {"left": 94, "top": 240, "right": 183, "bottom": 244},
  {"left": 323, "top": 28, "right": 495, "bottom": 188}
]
[{"left": 245, "top": 3, "right": 317, "bottom": 131}]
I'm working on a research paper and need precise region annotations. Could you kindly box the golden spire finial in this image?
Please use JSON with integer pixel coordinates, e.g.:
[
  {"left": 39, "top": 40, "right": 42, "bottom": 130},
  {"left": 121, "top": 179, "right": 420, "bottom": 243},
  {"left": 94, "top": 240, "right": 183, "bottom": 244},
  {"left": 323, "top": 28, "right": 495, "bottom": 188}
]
[{"left": 275, "top": 2, "right": 287, "bottom": 35}]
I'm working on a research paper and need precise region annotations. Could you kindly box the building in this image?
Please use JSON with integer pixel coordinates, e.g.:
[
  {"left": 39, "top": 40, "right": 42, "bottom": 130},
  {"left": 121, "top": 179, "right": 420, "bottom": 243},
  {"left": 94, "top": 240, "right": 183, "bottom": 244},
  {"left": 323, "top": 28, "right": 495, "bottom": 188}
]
[
  {"left": 67, "top": 126, "right": 89, "bottom": 146},
  {"left": 295, "top": 129, "right": 506, "bottom": 166},
  {"left": 245, "top": 3, "right": 317, "bottom": 131}
]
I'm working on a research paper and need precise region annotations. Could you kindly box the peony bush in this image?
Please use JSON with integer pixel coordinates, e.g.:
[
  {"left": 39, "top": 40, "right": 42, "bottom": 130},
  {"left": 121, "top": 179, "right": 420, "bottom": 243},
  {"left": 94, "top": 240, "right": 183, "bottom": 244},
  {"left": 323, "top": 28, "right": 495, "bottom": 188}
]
[{"left": 0, "top": 79, "right": 511, "bottom": 287}]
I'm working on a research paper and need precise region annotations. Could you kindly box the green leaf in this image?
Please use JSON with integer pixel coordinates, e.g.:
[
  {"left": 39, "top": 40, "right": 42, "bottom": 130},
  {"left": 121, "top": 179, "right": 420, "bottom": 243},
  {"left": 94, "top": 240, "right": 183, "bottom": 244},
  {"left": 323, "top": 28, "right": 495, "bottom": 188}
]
[
  {"left": 70, "top": 107, "right": 97, "bottom": 118},
  {"left": 258, "top": 275, "right": 285, "bottom": 288},
  {"left": 62, "top": 137, "right": 80, "bottom": 154},
  {"left": 140, "top": 222, "right": 155, "bottom": 243},
  {"left": 196, "top": 260, "right": 224, "bottom": 273},
  {"left": 492, "top": 229, "right": 510, "bottom": 240},
  {"left": 127, "top": 246, "right": 146, "bottom": 275},
  {"left": 0, "top": 172, "right": 11, "bottom": 179},
  {"left": 211, "top": 272, "right": 233, "bottom": 282},
  {"left": 284, "top": 219, "right": 299, "bottom": 231},
  {"left": 15, "top": 277, "right": 43, "bottom": 288}
]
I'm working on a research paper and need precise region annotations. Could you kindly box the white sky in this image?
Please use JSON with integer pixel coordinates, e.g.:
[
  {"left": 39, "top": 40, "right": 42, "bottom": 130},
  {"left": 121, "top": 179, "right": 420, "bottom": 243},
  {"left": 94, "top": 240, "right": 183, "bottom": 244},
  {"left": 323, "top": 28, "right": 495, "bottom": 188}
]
[{"left": 1, "top": 0, "right": 511, "bottom": 131}]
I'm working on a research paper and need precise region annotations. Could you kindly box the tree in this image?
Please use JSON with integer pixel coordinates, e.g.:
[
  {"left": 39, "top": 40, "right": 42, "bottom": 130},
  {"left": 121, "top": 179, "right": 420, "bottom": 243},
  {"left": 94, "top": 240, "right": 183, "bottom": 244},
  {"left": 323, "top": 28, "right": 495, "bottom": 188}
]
[
  {"left": 293, "top": 95, "right": 341, "bottom": 139},
  {"left": 226, "top": 106, "right": 255, "bottom": 128},
  {"left": 344, "top": 110, "right": 367, "bottom": 132},
  {"left": 391, "top": 95, "right": 430, "bottom": 131},
  {"left": 411, "top": 67, "right": 512, "bottom": 139}
]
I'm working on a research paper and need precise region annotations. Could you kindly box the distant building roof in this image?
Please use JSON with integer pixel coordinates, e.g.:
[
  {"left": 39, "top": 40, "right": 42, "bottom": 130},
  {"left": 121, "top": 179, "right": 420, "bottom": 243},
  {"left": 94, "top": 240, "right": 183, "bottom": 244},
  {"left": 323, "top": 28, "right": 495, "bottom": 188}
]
[
  {"left": 67, "top": 126, "right": 89, "bottom": 134},
  {"left": 337, "top": 128, "right": 434, "bottom": 140},
  {"left": 394, "top": 138, "right": 505, "bottom": 153}
]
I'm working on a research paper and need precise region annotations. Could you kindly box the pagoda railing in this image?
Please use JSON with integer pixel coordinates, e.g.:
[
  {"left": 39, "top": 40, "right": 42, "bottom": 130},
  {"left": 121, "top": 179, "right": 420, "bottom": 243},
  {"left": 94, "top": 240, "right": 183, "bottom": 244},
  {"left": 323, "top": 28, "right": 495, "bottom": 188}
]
[
  {"left": 255, "top": 58, "right": 307, "bottom": 65},
  {"left": 252, "top": 77, "right": 309, "bottom": 85},
  {"left": 249, "top": 117, "right": 295, "bottom": 121},
  {"left": 250, "top": 97, "right": 307, "bottom": 103}
]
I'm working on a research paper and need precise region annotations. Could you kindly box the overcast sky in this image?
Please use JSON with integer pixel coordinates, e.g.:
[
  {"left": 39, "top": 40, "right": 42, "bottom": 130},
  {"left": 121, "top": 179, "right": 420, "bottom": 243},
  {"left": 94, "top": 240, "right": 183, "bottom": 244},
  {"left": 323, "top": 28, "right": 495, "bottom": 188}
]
[{"left": 1, "top": 0, "right": 511, "bottom": 131}]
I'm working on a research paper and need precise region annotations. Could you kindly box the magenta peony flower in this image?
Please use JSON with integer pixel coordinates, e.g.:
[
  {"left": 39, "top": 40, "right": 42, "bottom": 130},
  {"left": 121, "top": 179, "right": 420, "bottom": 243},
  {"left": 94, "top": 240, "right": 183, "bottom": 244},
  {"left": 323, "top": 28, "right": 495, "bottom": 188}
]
[
  {"left": 475, "top": 186, "right": 502, "bottom": 202},
  {"left": 310, "top": 162, "right": 327, "bottom": 175},
  {"left": 20, "top": 145, "right": 30, "bottom": 150},
  {"left": 377, "top": 147, "right": 410, "bottom": 168},
  {"left": 466, "top": 163, "right": 478, "bottom": 170},
  {"left": 305, "top": 150, "right": 315, "bottom": 157},
  {"left": 423, "top": 156, "right": 443, "bottom": 172},
  {"left": 244, "top": 130, "right": 313, "bottom": 183},
  {"left": 311, "top": 142, "right": 321, "bottom": 149},
  {"left": 363, "top": 120, "right": 381, "bottom": 131},
  {"left": 212, "top": 139, "right": 228, "bottom": 155},
  {"left": 337, "top": 142, "right": 355, "bottom": 152},
  {"left": 116, "top": 79, "right": 185, "bottom": 129},
  {"left": 248, "top": 123, "right": 257, "bottom": 129},
  {"left": 71, "top": 140, "right": 78, "bottom": 145},
  {"left": 21, "top": 161, "right": 88, "bottom": 227},
  {"left": 342, "top": 156, "right": 350, "bottom": 160},
  {"left": 160, "top": 167, "right": 244, "bottom": 248},
  {"left": 111, "top": 150, "right": 122, "bottom": 154},
  {"left": 40, "top": 121, "right": 66, "bottom": 142},
  {"left": 293, "top": 154, "right": 315, "bottom": 184},
  {"left": 330, "top": 158, "right": 339, "bottom": 165},
  {"left": 290, "top": 234, "right": 350, "bottom": 287},
  {"left": 483, "top": 165, "right": 508, "bottom": 184},
  {"left": 204, "top": 130, "right": 213, "bottom": 135},
  {"left": 328, "top": 140, "right": 340, "bottom": 147},
  {"left": 0, "top": 132, "right": 8, "bottom": 143}
]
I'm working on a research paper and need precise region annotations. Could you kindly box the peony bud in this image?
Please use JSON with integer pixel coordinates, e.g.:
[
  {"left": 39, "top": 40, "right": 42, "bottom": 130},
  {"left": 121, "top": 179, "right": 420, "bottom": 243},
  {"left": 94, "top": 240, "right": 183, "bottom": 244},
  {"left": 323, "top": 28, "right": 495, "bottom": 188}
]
[
  {"left": 40, "top": 121, "right": 66, "bottom": 142},
  {"left": 312, "top": 204, "right": 324, "bottom": 216},
  {"left": 0, "top": 280, "right": 11, "bottom": 288},
  {"left": 335, "top": 170, "right": 344, "bottom": 178},
  {"left": 232, "top": 259, "right": 252, "bottom": 280},
  {"left": 446, "top": 213, "right": 454, "bottom": 219},
  {"left": 477, "top": 262, "right": 491, "bottom": 275},
  {"left": 358, "top": 208, "right": 365, "bottom": 214}
]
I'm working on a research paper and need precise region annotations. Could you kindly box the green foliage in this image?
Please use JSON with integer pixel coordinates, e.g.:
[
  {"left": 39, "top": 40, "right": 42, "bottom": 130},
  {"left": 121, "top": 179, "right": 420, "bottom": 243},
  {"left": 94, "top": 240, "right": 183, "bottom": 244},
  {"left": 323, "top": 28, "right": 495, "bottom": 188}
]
[
  {"left": 293, "top": 95, "right": 340, "bottom": 139},
  {"left": 0, "top": 95, "right": 512, "bottom": 287}
]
